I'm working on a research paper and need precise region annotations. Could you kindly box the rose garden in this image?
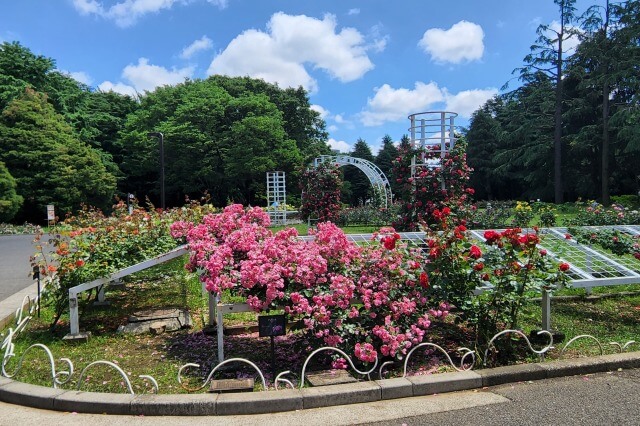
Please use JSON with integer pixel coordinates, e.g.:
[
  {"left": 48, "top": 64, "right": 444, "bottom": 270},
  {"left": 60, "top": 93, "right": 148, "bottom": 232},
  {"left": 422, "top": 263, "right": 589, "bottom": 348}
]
[{"left": 2, "top": 111, "right": 639, "bottom": 396}]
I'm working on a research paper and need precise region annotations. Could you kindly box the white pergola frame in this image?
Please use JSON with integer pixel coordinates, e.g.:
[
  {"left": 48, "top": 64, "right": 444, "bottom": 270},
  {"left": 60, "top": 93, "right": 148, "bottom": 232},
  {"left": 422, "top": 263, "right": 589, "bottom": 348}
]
[{"left": 313, "top": 155, "right": 393, "bottom": 208}]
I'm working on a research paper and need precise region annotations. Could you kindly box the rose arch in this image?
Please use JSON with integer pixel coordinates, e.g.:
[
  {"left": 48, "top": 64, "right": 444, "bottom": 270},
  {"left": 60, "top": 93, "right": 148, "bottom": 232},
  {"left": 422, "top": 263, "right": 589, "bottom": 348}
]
[{"left": 313, "top": 155, "right": 393, "bottom": 208}]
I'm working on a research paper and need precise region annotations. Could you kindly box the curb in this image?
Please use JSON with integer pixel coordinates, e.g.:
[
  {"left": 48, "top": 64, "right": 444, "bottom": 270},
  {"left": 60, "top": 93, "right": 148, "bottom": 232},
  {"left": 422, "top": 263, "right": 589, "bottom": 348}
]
[
  {"left": 0, "top": 281, "right": 38, "bottom": 331},
  {"left": 1, "top": 351, "right": 640, "bottom": 416}
]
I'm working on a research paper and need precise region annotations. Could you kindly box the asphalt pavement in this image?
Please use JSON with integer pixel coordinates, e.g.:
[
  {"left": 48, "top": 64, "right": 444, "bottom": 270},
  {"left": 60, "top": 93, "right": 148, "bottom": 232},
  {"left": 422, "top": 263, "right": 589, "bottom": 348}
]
[{"left": 0, "top": 234, "right": 40, "bottom": 301}]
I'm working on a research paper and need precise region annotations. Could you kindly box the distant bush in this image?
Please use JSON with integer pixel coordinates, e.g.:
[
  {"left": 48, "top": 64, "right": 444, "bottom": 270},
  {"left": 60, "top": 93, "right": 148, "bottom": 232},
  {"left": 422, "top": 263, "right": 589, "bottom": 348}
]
[
  {"left": 567, "top": 201, "right": 640, "bottom": 226},
  {"left": 335, "top": 205, "right": 399, "bottom": 227},
  {"left": 611, "top": 195, "right": 640, "bottom": 209},
  {"left": 0, "top": 222, "right": 39, "bottom": 235},
  {"left": 468, "top": 201, "right": 514, "bottom": 229}
]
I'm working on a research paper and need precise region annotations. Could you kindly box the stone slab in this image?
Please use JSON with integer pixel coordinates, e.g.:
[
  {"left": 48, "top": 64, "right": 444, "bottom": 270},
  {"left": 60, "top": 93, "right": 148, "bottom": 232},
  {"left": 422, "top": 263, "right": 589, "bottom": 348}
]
[
  {"left": 306, "top": 369, "right": 357, "bottom": 386},
  {"left": 301, "top": 381, "right": 380, "bottom": 409},
  {"left": 54, "top": 391, "right": 134, "bottom": 415},
  {"left": 216, "top": 389, "right": 303, "bottom": 415},
  {"left": 0, "top": 380, "right": 67, "bottom": 410},
  {"left": 210, "top": 378, "right": 254, "bottom": 393},
  {"left": 119, "top": 308, "right": 193, "bottom": 335},
  {"left": 131, "top": 393, "right": 217, "bottom": 416},
  {"left": 408, "top": 370, "right": 482, "bottom": 396},
  {"left": 129, "top": 308, "right": 181, "bottom": 322},
  {"left": 62, "top": 332, "right": 91, "bottom": 342},
  {"left": 375, "top": 377, "right": 414, "bottom": 400},
  {"left": 478, "top": 363, "right": 547, "bottom": 387}
]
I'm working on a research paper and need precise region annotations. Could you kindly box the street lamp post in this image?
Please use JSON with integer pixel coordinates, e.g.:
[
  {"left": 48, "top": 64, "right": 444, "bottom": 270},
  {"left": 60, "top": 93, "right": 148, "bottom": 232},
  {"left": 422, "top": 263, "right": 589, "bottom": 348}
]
[{"left": 147, "top": 132, "right": 165, "bottom": 209}]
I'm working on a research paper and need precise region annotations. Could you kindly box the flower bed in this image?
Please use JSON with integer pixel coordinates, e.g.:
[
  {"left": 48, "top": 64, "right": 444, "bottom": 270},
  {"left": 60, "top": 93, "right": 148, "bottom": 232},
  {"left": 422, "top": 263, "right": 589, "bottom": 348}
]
[{"left": 173, "top": 204, "right": 570, "bottom": 365}]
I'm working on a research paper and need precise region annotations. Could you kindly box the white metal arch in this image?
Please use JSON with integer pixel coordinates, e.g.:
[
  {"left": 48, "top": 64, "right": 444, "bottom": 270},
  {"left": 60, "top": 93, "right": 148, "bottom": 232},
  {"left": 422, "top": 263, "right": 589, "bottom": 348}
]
[{"left": 313, "top": 155, "right": 393, "bottom": 208}]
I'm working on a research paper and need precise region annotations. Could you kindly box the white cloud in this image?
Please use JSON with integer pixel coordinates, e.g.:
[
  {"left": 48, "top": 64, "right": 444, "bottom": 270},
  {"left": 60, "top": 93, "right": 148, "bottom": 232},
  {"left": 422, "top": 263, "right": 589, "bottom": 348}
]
[
  {"left": 348, "top": 8, "right": 360, "bottom": 16},
  {"left": 360, "top": 81, "right": 498, "bottom": 125},
  {"left": 529, "top": 17, "right": 543, "bottom": 29},
  {"left": 418, "top": 20, "right": 484, "bottom": 64},
  {"left": 180, "top": 36, "right": 213, "bottom": 59},
  {"left": 328, "top": 125, "right": 338, "bottom": 132},
  {"left": 360, "top": 81, "right": 444, "bottom": 126},
  {"left": 334, "top": 114, "right": 346, "bottom": 124},
  {"left": 72, "top": 0, "right": 227, "bottom": 27},
  {"left": 207, "top": 0, "right": 228, "bottom": 9},
  {"left": 328, "top": 138, "right": 351, "bottom": 153},
  {"left": 122, "top": 58, "right": 193, "bottom": 92},
  {"left": 67, "top": 71, "right": 93, "bottom": 86},
  {"left": 310, "top": 104, "right": 329, "bottom": 119},
  {"left": 548, "top": 20, "right": 581, "bottom": 55},
  {"left": 73, "top": 0, "right": 103, "bottom": 15},
  {"left": 207, "top": 12, "right": 375, "bottom": 93},
  {"left": 444, "top": 88, "right": 498, "bottom": 118},
  {"left": 368, "top": 24, "right": 388, "bottom": 53},
  {"left": 98, "top": 58, "right": 193, "bottom": 95},
  {"left": 98, "top": 81, "right": 138, "bottom": 97}
]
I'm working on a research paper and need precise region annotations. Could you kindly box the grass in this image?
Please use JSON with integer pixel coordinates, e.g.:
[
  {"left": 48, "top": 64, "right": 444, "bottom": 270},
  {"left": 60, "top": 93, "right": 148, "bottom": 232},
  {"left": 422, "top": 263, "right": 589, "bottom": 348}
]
[
  {"left": 269, "top": 223, "right": 381, "bottom": 236},
  {"left": 520, "top": 290, "right": 640, "bottom": 357}
]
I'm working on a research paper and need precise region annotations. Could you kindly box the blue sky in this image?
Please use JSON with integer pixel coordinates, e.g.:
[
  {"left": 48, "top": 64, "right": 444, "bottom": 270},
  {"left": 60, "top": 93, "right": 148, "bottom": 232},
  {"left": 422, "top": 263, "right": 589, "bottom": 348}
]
[{"left": 1, "top": 0, "right": 603, "bottom": 154}]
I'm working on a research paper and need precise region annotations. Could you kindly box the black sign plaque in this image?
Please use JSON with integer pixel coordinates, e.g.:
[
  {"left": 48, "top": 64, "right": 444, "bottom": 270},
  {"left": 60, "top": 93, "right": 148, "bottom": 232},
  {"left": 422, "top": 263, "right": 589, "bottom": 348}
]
[{"left": 258, "top": 314, "right": 286, "bottom": 337}]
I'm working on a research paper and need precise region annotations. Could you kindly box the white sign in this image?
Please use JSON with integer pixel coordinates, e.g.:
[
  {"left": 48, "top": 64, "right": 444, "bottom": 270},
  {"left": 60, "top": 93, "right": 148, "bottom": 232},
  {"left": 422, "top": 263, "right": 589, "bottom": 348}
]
[{"left": 46, "top": 204, "right": 55, "bottom": 221}]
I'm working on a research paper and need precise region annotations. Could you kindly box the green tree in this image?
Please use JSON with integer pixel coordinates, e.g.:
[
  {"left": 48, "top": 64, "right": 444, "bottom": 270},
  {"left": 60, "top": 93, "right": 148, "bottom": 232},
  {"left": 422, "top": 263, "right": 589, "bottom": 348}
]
[
  {"left": 118, "top": 77, "right": 310, "bottom": 207},
  {"left": 0, "top": 89, "right": 116, "bottom": 222},
  {"left": 375, "top": 134, "right": 399, "bottom": 195},
  {"left": 0, "top": 41, "right": 55, "bottom": 111},
  {"left": 207, "top": 76, "right": 330, "bottom": 162},
  {"left": 518, "top": 0, "right": 578, "bottom": 203},
  {"left": 466, "top": 98, "right": 504, "bottom": 200},
  {"left": 222, "top": 94, "right": 301, "bottom": 204},
  {"left": 0, "top": 161, "right": 22, "bottom": 222},
  {"left": 343, "top": 138, "right": 375, "bottom": 206}
]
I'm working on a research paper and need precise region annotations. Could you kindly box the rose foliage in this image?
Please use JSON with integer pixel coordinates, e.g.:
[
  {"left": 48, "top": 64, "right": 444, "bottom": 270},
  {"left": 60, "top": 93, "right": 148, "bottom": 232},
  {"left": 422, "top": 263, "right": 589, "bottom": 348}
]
[
  {"left": 33, "top": 198, "right": 216, "bottom": 328},
  {"left": 172, "top": 204, "right": 447, "bottom": 364},
  {"left": 299, "top": 162, "right": 343, "bottom": 223},
  {"left": 421, "top": 207, "right": 570, "bottom": 348}
]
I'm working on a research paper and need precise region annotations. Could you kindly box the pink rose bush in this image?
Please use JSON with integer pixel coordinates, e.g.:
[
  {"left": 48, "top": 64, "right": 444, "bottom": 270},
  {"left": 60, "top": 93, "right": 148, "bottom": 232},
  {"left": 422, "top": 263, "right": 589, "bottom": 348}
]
[{"left": 171, "top": 205, "right": 444, "bottom": 364}]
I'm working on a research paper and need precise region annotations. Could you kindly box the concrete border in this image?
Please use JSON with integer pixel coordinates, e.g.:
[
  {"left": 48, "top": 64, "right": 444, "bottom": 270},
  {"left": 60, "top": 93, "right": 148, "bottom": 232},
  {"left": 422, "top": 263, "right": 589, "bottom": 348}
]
[{"left": 1, "top": 351, "right": 640, "bottom": 416}]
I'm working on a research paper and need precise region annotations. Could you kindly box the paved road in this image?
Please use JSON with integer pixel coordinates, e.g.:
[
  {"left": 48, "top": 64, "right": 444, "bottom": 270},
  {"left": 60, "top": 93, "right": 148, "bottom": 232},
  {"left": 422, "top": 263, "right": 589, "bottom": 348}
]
[
  {"left": 0, "top": 369, "right": 639, "bottom": 425},
  {"left": 0, "top": 234, "right": 40, "bottom": 301}
]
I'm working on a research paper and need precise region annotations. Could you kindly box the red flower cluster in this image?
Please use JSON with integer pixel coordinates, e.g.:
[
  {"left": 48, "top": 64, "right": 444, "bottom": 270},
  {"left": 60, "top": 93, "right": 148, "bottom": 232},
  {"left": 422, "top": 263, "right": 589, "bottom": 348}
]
[
  {"left": 469, "top": 245, "right": 482, "bottom": 259},
  {"left": 381, "top": 232, "right": 401, "bottom": 250},
  {"left": 391, "top": 140, "right": 474, "bottom": 231}
]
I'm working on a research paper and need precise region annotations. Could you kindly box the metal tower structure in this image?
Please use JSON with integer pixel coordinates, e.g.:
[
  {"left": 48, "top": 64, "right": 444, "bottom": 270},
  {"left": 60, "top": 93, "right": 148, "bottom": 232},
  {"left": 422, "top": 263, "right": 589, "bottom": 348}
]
[
  {"left": 266, "top": 171, "right": 287, "bottom": 225},
  {"left": 408, "top": 111, "right": 458, "bottom": 169}
]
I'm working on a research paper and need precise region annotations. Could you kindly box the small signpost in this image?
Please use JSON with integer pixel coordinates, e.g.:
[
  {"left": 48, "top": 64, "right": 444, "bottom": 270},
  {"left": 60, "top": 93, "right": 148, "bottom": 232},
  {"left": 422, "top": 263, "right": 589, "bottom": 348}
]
[
  {"left": 258, "top": 314, "right": 286, "bottom": 380},
  {"left": 46, "top": 204, "right": 55, "bottom": 226}
]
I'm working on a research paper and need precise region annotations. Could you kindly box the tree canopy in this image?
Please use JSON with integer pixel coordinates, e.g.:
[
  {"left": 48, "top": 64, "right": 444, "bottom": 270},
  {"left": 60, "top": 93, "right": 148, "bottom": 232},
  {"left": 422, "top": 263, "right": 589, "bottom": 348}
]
[
  {"left": 467, "top": 0, "right": 640, "bottom": 203},
  {"left": 0, "top": 89, "right": 117, "bottom": 222}
]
